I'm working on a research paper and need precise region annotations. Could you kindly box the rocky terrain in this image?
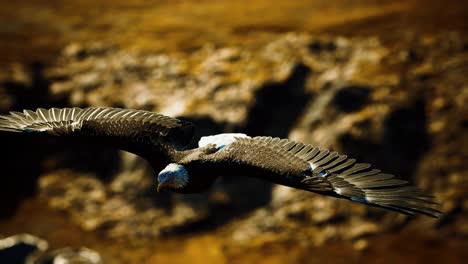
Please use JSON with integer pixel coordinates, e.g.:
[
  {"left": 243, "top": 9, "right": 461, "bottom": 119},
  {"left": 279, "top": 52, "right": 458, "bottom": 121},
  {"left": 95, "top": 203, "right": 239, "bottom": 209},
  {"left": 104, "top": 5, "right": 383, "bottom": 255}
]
[
  {"left": 0, "top": 32, "right": 467, "bottom": 263},
  {"left": 0, "top": 1, "right": 467, "bottom": 263}
]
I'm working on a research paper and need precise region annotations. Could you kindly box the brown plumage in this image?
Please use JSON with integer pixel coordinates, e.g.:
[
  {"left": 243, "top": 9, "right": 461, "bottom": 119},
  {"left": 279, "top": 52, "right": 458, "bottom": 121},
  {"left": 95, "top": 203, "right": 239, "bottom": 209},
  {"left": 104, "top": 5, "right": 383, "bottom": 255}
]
[{"left": 0, "top": 107, "right": 442, "bottom": 218}]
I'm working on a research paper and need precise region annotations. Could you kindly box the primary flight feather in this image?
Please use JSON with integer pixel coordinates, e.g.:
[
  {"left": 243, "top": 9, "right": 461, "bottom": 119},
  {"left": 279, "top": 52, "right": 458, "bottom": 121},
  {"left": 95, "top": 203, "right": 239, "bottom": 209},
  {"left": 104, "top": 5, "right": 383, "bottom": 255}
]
[{"left": 0, "top": 107, "right": 441, "bottom": 218}]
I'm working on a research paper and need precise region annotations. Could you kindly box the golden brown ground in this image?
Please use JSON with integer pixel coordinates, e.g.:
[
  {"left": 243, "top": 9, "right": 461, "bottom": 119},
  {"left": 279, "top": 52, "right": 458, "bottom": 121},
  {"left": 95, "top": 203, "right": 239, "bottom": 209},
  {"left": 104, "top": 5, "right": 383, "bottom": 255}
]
[{"left": 0, "top": 0, "right": 467, "bottom": 64}]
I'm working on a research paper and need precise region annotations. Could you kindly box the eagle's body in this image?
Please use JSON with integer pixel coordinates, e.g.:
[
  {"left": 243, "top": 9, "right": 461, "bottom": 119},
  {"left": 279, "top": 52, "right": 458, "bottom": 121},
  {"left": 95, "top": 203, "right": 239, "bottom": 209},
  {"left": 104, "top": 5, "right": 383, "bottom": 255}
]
[{"left": 0, "top": 107, "right": 441, "bottom": 217}]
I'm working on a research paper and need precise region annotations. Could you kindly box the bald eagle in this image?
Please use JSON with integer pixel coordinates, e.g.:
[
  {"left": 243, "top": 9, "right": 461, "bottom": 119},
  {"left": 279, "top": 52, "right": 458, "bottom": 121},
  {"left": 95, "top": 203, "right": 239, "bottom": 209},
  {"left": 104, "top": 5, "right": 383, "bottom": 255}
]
[{"left": 0, "top": 107, "right": 441, "bottom": 218}]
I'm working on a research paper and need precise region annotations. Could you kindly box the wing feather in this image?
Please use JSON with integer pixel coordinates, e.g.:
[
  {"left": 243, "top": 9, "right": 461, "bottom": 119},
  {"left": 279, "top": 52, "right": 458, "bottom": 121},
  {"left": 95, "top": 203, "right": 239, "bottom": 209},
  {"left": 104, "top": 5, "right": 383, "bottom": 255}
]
[
  {"left": 310, "top": 149, "right": 329, "bottom": 163},
  {"left": 0, "top": 107, "right": 195, "bottom": 161},
  {"left": 302, "top": 147, "right": 320, "bottom": 161},
  {"left": 210, "top": 136, "right": 441, "bottom": 218},
  {"left": 320, "top": 154, "right": 347, "bottom": 170}
]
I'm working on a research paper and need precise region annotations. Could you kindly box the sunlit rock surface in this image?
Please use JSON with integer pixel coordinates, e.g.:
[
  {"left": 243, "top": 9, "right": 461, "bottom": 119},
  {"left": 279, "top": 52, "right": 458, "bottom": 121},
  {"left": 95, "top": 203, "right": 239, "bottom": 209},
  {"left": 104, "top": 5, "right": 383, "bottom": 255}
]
[{"left": 0, "top": 30, "right": 467, "bottom": 263}]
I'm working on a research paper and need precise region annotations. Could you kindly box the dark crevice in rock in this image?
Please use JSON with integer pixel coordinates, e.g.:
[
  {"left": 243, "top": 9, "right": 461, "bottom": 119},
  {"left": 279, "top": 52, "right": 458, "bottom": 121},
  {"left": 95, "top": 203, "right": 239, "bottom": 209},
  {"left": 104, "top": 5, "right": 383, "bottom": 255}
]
[
  {"left": 0, "top": 62, "right": 55, "bottom": 218},
  {"left": 0, "top": 242, "right": 39, "bottom": 264},
  {"left": 339, "top": 97, "right": 430, "bottom": 181},
  {"left": 243, "top": 63, "right": 312, "bottom": 138},
  {"left": 382, "top": 98, "right": 430, "bottom": 178},
  {"left": 1, "top": 133, "right": 123, "bottom": 217},
  {"left": 1, "top": 62, "right": 60, "bottom": 111},
  {"left": 0, "top": 134, "right": 44, "bottom": 217},
  {"left": 44, "top": 141, "right": 122, "bottom": 182},
  {"left": 308, "top": 39, "right": 337, "bottom": 53},
  {"left": 332, "top": 85, "right": 371, "bottom": 113}
]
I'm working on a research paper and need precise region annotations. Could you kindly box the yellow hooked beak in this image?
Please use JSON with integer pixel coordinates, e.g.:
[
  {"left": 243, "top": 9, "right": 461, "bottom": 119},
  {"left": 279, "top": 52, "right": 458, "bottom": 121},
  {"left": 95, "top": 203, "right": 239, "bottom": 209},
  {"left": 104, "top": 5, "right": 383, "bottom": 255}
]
[{"left": 157, "top": 182, "right": 167, "bottom": 192}]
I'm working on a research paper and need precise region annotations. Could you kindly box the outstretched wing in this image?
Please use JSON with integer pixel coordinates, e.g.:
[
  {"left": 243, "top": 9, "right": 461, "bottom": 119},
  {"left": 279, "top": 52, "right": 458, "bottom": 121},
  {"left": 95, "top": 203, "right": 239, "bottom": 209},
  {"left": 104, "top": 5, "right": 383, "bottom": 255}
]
[
  {"left": 0, "top": 107, "right": 194, "bottom": 163},
  {"left": 209, "top": 136, "right": 441, "bottom": 218}
]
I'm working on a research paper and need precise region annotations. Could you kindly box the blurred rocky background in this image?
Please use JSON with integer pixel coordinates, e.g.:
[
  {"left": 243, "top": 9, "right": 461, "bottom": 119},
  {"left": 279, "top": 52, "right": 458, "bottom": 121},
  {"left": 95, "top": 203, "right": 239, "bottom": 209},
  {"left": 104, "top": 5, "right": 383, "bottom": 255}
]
[{"left": 0, "top": 0, "right": 467, "bottom": 263}]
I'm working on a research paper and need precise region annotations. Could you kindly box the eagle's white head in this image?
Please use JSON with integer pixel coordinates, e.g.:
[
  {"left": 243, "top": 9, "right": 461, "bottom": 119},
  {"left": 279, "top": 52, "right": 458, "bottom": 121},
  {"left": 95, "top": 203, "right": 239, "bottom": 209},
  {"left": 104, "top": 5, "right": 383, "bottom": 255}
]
[{"left": 157, "top": 163, "right": 189, "bottom": 192}]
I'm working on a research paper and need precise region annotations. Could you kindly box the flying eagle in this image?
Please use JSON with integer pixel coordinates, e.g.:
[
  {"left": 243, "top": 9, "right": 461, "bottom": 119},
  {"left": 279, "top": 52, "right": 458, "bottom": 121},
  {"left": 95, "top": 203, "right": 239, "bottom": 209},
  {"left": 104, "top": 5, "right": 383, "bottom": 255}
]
[{"left": 0, "top": 107, "right": 441, "bottom": 218}]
